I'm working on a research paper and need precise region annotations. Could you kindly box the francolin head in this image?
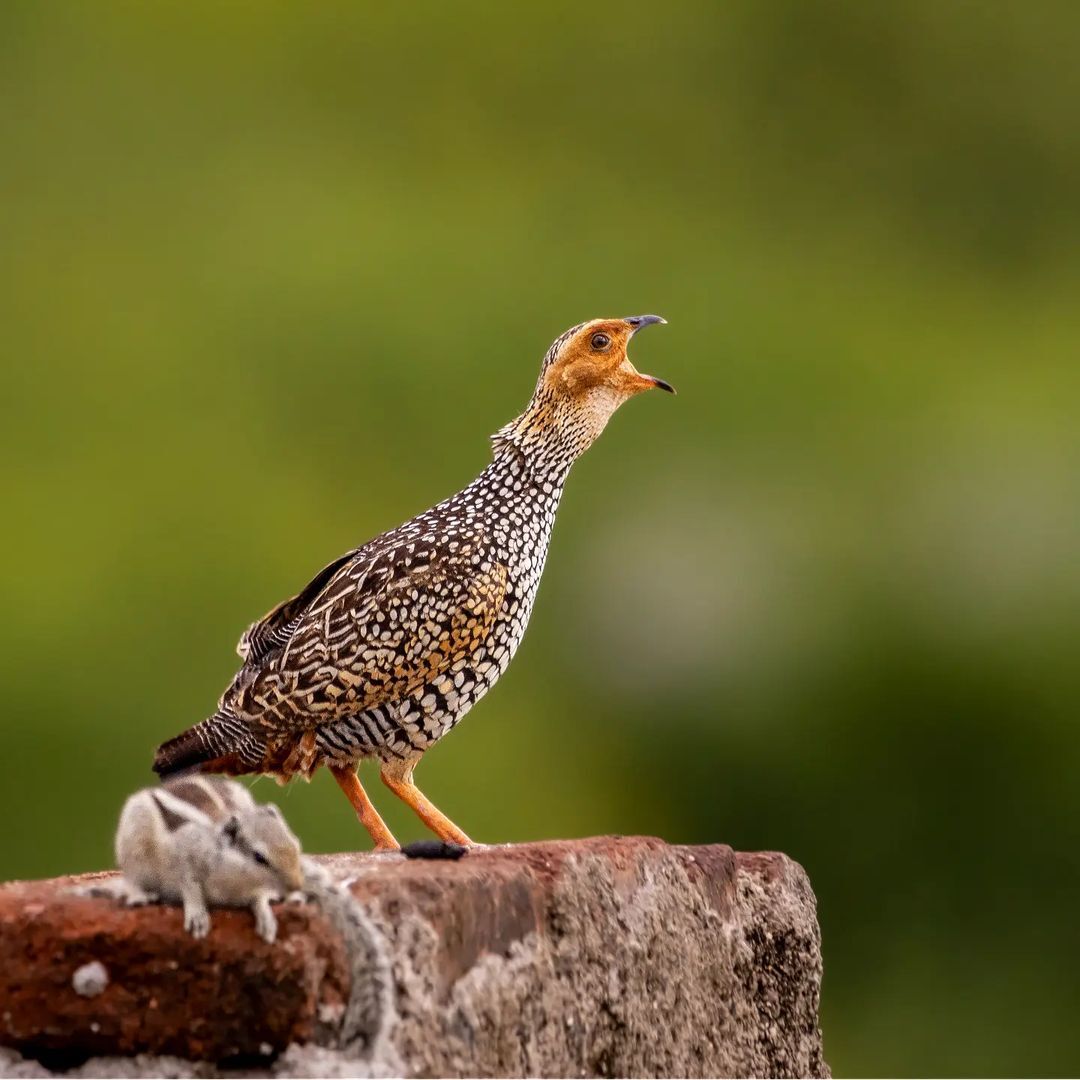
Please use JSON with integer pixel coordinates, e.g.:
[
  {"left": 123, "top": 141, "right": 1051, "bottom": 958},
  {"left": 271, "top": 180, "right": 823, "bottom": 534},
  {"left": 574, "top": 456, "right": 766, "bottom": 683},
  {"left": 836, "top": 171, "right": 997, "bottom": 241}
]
[{"left": 154, "top": 316, "right": 673, "bottom": 849}]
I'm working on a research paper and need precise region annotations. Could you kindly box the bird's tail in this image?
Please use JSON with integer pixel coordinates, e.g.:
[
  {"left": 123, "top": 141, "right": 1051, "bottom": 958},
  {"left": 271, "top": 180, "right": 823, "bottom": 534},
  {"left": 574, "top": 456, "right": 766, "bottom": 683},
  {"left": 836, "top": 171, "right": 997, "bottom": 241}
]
[{"left": 152, "top": 710, "right": 265, "bottom": 780}]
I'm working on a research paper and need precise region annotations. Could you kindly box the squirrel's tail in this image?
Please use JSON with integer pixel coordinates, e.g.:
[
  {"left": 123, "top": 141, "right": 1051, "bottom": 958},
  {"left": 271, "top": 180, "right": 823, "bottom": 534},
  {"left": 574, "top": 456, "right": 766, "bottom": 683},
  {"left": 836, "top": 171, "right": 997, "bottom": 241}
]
[{"left": 153, "top": 711, "right": 265, "bottom": 779}]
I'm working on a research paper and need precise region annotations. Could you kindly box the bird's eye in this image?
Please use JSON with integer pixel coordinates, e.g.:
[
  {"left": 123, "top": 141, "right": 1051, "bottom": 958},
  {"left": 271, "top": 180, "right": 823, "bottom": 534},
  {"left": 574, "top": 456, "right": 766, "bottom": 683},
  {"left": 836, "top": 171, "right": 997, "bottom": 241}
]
[
  {"left": 253, "top": 851, "right": 270, "bottom": 867},
  {"left": 590, "top": 332, "right": 611, "bottom": 351}
]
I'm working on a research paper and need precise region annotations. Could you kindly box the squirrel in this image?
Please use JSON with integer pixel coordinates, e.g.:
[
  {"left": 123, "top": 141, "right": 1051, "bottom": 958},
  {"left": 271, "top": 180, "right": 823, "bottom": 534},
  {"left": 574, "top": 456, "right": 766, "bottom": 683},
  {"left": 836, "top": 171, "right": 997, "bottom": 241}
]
[{"left": 108, "top": 775, "right": 306, "bottom": 942}]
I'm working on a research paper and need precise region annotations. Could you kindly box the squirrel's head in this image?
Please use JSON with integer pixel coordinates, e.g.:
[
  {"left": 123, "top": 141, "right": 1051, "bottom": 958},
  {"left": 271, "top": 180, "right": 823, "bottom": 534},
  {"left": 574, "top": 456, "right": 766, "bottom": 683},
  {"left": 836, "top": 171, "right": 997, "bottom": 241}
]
[{"left": 221, "top": 803, "right": 305, "bottom": 894}]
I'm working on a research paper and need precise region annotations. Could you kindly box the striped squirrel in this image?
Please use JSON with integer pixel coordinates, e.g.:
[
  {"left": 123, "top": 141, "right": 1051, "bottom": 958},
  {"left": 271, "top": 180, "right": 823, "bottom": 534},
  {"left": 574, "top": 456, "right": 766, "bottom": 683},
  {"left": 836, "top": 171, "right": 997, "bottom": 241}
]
[{"left": 112, "top": 776, "right": 306, "bottom": 942}]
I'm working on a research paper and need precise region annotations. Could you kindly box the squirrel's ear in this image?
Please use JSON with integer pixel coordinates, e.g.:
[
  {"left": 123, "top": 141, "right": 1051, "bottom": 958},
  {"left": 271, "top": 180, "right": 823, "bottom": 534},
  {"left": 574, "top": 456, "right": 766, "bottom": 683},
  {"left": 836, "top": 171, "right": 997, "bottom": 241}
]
[{"left": 222, "top": 816, "right": 241, "bottom": 843}]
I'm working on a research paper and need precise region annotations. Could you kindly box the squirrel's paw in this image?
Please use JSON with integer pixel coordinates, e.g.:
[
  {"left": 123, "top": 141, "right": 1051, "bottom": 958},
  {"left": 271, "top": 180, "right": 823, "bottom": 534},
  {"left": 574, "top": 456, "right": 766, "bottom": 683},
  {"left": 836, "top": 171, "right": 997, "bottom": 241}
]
[
  {"left": 122, "top": 887, "right": 159, "bottom": 907},
  {"left": 254, "top": 906, "right": 278, "bottom": 944},
  {"left": 184, "top": 908, "right": 211, "bottom": 939}
]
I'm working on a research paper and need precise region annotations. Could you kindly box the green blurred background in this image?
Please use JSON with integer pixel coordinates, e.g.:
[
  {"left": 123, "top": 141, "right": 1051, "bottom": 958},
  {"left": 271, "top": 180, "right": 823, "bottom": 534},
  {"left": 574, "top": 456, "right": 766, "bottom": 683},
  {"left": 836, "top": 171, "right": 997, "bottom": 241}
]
[{"left": 2, "top": 2, "right": 1079, "bottom": 1074}]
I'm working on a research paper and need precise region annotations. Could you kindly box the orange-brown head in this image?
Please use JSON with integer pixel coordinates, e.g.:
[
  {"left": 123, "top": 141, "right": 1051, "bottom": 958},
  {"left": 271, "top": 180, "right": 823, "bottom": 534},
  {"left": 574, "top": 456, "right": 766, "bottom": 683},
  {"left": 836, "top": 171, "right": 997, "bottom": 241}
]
[
  {"left": 496, "top": 315, "right": 673, "bottom": 466},
  {"left": 540, "top": 315, "right": 674, "bottom": 399}
]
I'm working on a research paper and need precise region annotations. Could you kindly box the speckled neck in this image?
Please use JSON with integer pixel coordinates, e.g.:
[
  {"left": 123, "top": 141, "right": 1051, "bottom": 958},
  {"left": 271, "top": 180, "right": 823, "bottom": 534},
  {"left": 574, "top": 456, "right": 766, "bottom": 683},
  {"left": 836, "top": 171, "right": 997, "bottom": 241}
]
[
  {"left": 490, "top": 389, "right": 616, "bottom": 485},
  {"left": 475, "top": 436, "right": 568, "bottom": 513}
]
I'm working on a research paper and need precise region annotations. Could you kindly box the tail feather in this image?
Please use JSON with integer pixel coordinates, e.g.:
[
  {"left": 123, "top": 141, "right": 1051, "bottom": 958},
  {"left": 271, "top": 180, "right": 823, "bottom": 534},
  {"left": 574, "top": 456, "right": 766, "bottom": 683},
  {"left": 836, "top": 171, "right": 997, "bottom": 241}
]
[{"left": 153, "top": 711, "right": 265, "bottom": 779}]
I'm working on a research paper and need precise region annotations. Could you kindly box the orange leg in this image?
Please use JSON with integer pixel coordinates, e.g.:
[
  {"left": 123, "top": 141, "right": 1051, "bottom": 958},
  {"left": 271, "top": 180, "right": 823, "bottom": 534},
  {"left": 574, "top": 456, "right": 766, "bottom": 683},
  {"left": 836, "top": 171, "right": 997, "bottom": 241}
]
[
  {"left": 330, "top": 764, "right": 400, "bottom": 851},
  {"left": 380, "top": 760, "right": 473, "bottom": 846}
]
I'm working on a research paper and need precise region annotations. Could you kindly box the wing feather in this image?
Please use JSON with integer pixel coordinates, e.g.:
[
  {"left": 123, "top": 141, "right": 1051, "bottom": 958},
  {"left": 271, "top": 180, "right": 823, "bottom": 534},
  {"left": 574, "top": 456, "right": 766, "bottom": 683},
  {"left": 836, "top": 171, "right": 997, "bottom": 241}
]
[
  {"left": 225, "top": 538, "right": 508, "bottom": 732},
  {"left": 237, "top": 550, "right": 358, "bottom": 664}
]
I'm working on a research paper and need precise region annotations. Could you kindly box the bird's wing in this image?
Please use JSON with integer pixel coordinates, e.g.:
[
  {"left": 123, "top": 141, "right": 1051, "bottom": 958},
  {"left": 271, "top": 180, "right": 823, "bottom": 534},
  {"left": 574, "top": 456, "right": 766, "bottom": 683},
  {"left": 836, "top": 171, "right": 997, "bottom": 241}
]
[
  {"left": 237, "top": 550, "right": 358, "bottom": 665},
  {"left": 226, "top": 538, "right": 509, "bottom": 730}
]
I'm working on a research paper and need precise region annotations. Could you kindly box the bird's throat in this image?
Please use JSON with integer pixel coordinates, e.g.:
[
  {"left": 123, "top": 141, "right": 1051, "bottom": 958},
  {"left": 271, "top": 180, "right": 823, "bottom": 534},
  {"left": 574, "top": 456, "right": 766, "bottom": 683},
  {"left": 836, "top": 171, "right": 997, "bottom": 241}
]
[{"left": 490, "top": 390, "right": 617, "bottom": 480}]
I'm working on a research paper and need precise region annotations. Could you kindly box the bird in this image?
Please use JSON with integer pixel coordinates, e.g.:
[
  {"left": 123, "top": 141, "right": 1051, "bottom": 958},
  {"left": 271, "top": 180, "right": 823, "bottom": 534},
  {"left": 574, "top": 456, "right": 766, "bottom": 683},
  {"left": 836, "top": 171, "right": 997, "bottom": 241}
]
[{"left": 153, "top": 315, "right": 673, "bottom": 850}]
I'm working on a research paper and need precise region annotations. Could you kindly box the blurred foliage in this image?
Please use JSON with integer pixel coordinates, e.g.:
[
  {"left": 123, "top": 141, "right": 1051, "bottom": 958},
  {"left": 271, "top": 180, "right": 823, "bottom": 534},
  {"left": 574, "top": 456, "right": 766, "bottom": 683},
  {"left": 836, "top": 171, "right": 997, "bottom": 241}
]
[{"left": 2, "top": 2, "right": 1079, "bottom": 1075}]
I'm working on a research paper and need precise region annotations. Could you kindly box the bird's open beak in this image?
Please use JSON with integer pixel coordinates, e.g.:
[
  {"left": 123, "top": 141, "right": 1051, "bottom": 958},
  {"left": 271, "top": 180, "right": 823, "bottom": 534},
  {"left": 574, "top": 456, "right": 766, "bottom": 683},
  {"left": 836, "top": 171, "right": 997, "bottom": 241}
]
[{"left": 623, "top": 314, "right": 675, "bottom": 394}]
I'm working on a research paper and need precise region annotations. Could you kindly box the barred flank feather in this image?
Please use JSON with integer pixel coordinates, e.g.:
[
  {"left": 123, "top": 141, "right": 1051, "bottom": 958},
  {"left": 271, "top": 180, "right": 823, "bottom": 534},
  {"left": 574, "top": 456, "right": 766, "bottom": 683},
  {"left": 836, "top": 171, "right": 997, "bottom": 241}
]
[{"left": 152, "top": 711, "right": 265, "bottom": 779}]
